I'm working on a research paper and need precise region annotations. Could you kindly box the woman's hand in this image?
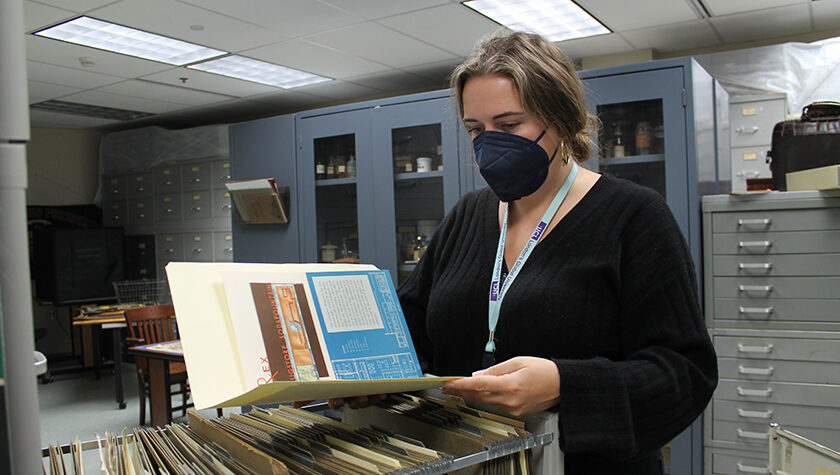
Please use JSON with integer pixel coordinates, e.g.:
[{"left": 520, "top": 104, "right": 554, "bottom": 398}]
[{"left": 441, "top": 356, "right": 561, "bottom": 417}]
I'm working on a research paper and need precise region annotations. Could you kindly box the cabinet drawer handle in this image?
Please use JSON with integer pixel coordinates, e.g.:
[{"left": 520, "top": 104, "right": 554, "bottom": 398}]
[
  {"left": 221, "top": 175, "right": 230, "bottom": 181},
  {"left": 737, "top": 428, "right": 768, "bottom": 440},
  {"left": 737, "top": 218, "right": 771, "bottom": 226},
  {"left": 192, "top": 248, "right": 203, "bottom": 254},
  {"left": 736, "top": 462, "right": 768, "bottom": 474},
  {"left": 112, "top": 189, "right": 119, "bottom": 195},
  {"left": 138, "top": 213, "right": 145, "bottom": 219},
  {"left": 166, "top": 208, "right": 173, "bottom": 214},
  {"left": 738, "top": 284, "right": 773, "bottom": 293},
  {"left": 738, "top": 343, "right": 773, "bottom": 354},
  {"left": 165, "top": 248, "right": 174, "bottom": 254},
  {"left": 735, "top": 126, "right": 760, "bottom": 135},
  {"left": 137, "top": 186, "right": 145, "bottom": 192},
  {"left": 737, "top": 387, "right": 773, "bottom": 398},
  {"left": 738, "top": 263, "right": 772, "bottom": 271},
  {"left": 737, "top": 408, "right": 773, "bottom": 419},
  {"left": 223, "top": 247, "right": 233, "bottom": 253},
  {"left": 738, "top": 365, "right": 774, "bottom": 376},
  {"left": 164, "top": 180, "right": 173, "bottom": 186},
  {"left": 221, "top": 204, "right": 231, "bottom": 210},
  {"left": 191, "top": 206, "right": 201, "bottom": 213},
  {"left": 739, "top": 240, "right": 772, "bottom": 250},
  {"left": 738, "top": 306, "right": 774, "bottom": 315}
]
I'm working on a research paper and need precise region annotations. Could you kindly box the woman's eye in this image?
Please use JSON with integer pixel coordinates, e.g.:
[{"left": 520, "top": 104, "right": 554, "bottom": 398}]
[
  {"left": 467, "top": 127, "right": 483, "bottom": 137},
  {"left": 502, "top": 122, "right": 520, "bottom": 130}
]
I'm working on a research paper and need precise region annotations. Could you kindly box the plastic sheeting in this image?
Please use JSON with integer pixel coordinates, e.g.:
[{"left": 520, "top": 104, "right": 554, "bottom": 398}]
[
  {"left": 695, "top": 36, "right": 840, "bottom": 118},
  {"left": 99, "top": 124, "right": 229, "bottom": 173}
]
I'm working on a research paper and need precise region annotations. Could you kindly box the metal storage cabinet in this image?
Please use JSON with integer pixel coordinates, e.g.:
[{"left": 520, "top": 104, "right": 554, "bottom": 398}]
[
  {"left": 577, "top": 57, "right": 726, "bottom": 475},
  {"left": 729, "top": 94, "right": 786, "bottom": 192},
  {"left": 702, "top": 190, "right": 840, "bottom": 474}
]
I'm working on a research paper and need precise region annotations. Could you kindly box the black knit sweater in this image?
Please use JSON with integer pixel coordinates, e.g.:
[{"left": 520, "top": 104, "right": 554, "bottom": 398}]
[{"left": 398, "top": 175, "right": 718, "bottom": 474}]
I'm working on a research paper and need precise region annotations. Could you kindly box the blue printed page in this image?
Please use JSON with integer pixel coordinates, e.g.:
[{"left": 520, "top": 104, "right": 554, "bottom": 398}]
[{"left": 306, "top": 270, "right": 423, "bottom": 380}]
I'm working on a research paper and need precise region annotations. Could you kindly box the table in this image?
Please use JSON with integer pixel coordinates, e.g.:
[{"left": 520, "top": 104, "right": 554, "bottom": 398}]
[
  {"left": 71, "top": 314, "right": 126, "bottom": 409},
  {"left": 127, "top": 340, "right": 184, "bottom": 428}
]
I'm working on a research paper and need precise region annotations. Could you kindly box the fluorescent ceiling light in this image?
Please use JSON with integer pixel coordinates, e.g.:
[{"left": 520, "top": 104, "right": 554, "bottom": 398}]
[
  {"left": 31, "top": 100, "right": 154, "bottom": 121},
  {"left": 462, "top": 0, "right": 609, "bottom": 42},
  {"left": 188, "top": 55, "right": 332, "bottom": 89},
  {"left": 33, "top": 16, "right": 225, "bottom": 65}
]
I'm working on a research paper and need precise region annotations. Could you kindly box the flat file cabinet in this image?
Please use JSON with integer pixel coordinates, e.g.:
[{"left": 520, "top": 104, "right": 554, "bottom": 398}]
[{"left": 702, "top": 190, "right": 840, "bottom": 474}]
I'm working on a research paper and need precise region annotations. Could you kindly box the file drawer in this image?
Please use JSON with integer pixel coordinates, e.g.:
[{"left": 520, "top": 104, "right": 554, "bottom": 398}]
[
  {"left": 729, "top": 98, "right": 785, "bottom": 148},
  {"left": 712, "top": 230, "right": 840, "bottom": 255},
  {"left": 714, "top": 335, "right": 840, "bottom": 363},
  {"left": 712, "top": 254, "right": 840, "bottom": 277},
  {"left": 181, "top": 163, "right": 211, "bottom": 191},
  {"left": 155, "top": 233, "right": 183, "bottom": 262},
  {"left": 183, "top": 232, "right": 213, "bottom": 262},
  {"left": 154, "top": 194, "right": 182, "bottom": 221},
  {"left": 714, "top": 298, "right": 840, "bottom": 324},
  {"left": 214, "top": 231, "right": 234, "bottom": 261},
  {"left": 713, "top": 399, "right": 840, "bottom": 432},
  {"left": 707, "top": 448, "right": 767, "bottom": 475},
  {"left": 716, "top": 380, "right": 840, "bottom": 407},
  {"left": 213, "top": 189, "right": 232, "bottom": 218},
  {"left": 103, "top": 174, "right": 126, "bottom": 200},
  {"left": 712, "top": 208, "right": 840, "bottom": 233},
  {"left": 712, "top": 420, "right": 839, "bottom": 454},
  {"left": 183, "top": 191, "right": 211, "bottom": 220},
  {"left": 103, "top": 201, "right": 126, "bottom": 227},
  {"left": 713, "top": 276, "right": 840, "bottom": 299},
  {"left": 718, "top": 357, "right": 840, "bottom": 385},
  {"left": 127, "top": 199, "right": 153, "bottom": 226},
  {"left": 212, "top": 159, "right": 231, "bottom": 189},
  {"left": 154, "top": 166, "right": 180, "bottom": 193},
  {"left": 127, "top": 172, "right": 154, "bottom": 199}
]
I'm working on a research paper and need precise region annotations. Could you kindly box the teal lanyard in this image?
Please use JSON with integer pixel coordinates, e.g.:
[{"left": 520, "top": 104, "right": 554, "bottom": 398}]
[{"left": 485, "top": 161, "right": 578, "bottom": 357}]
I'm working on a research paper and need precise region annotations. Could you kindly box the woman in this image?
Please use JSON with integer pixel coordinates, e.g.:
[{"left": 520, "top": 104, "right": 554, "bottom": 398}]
[{"left": 396, "top": 32, "right": 718, "bottom": 473}]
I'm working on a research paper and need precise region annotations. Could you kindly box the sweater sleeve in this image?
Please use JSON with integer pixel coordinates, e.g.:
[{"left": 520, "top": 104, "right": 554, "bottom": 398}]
[{"left": 552, "top": 190, "right": 718, "bottom": 460}]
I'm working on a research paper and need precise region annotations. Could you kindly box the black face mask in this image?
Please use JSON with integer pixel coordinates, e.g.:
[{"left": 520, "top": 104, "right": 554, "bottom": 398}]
[{"left": 473, "top": 129, "right": 557, "bottom": 202}]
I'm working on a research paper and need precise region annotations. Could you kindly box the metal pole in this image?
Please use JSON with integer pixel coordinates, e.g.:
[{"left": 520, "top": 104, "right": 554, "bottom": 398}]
[{"left": 0, "top": 0, "right": 43, "bottom": 473}]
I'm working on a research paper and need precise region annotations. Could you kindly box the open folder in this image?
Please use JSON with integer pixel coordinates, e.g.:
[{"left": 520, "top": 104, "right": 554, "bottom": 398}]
[{"left": 166, "top": 262, "right": 455, "bottom": 409}]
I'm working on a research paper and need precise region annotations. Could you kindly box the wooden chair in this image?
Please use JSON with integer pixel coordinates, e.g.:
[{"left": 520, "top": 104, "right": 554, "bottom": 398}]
[{"left": 123, "top": 304, "right": 194, "bottom": 426}]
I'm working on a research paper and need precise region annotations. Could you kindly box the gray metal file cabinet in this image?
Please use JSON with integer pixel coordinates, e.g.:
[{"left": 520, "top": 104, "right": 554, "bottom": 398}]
[
  {"left": 729, "top": 94, "right": 787, "bottom": 192},
  {"left": 702, "top": 191, "right": 840, "bottom": 474}
]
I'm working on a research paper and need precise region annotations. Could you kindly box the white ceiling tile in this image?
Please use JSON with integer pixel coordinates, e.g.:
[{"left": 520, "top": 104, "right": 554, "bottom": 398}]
[
  {"left": 27, "top": 80, "right": 84, "bottom": 99},
  {"left": 710, "top": 5, "right": 811, "bottom": 44},
  {"left": 97, "top": 79, "right": 231, "bottom": 106},
  {"left": 285, "top": 79, "right": 383, "bottom": 101},
  {"left": 306, "top": 23, "right": 457, "bottom": 69},
  {"left": 29, "top": 108, "right": 120, "bottom": 129},
  {"left": 60, "top": 89, "right": 186, "bottom": 113},
  {"left": 555, "top": 33, "right": 636, "bottom": 60},
  {"left": 377, "top": 3, "right": 500, "bottom": 56},
  {"left": 140, "top": 68, "right": 278, "bottom": 97},
  {"left": 812, "top": 0, "right": 840, "bottom": 32},
  {"left": 345, "top": 70, "right": 437, "bottom": 94},
  {"left": 702, "top": 0, "right": 808, "bottom": 17},
  {"left": 29, "top": 95, "right": 49, "bottom": 105},
  {"left": 88, "top": 0, "right": 283, "bottom": 52},
  {"left": 32, "top": 0, "right": 119, "bottom": 14},
  {"left": 576, "top": 0, "right": 699, "bottom": 31},
  {"left": 179, "top": 0, "right": 360, "bottom": 37},
  {"left": 320, "top": 0, "right": 451, "bottom": 20},
  {"left": 402, "top": 58, "right": 462, "bottom": 86},
  {"left": 25, "top": 35, "right": 172, "bottom": 78},
  {"left": 243, "top": 39, "right": 391, "bottom": 79},
  {"left": 622, "top": 19, "right": 722, "bottom": 52},
  {"left": 24, "top": 1, "right": 75, "bottom": 32},
  {"left": 26, "top": 60, "right": 125, "bottom": 89}
]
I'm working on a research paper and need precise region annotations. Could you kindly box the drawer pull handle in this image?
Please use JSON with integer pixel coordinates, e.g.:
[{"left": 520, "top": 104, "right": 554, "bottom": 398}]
[
  {"left": 221, "top": 175, "right": 230, "bottom": 181},
  {"left": 738, "top": 365, "right": 774, "bottom": 376},
  {"left": 738, "top": 263, "right": 773, "bottom": 271},
  {"left": 738, "top": 343, "right": 773, "bottom": 354},
  {"left": 192, "top": 178, "right": 201, "bottom": 183},
  {"left": 138, "top": 213, "right": 145, "bottom": 219},
  {"left": 164, "top": 180, "right": 173, "bottom": 186},
  {"left": 738, "top": 306, "right": 774, "bottom": 315},
  {"left": 737, "top": 408, "right": 773, "bottom": 419},
  {"left": 165, "top": 249, "right": 174, "bottom": 254},
  {"left": 191, "top": 206, "right": 201, "bottom": 213},
  {"left": 137, "top": 186, "right": 145, "bottom": 192},
  {"left": 222, "top": 204, "right": 232, "bottom": 210},
  {"left": 223, "top": 247, "right": 233, "bottom": 253},
  {"left": 737, "top": 428, "right": 768, "bottom": 440},
  {"left": 735, "top": 126, "right": 760, "bottom": 135},
  {"left": 736, "top": 462, "right": 768, "bottom": 474},
  {"left": 739, "top": 240, "right": 772, "bottom": 250},
  {"left": 737, "top": 387, "right": 773, "bottom": 398},
  {"left": 737, "top": 218, "right": 771, "bottom": 226},
  {"left": 193, "top": 248, "right": 203, "bottom": 254},
  {"left": 738, "top": 284, "right": 773, "bottom": 293}
]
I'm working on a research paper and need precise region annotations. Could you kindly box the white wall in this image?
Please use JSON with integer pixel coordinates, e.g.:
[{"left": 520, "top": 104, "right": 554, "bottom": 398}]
[{"left": 26, "top": 127, "right": 102, "bottom": 206}]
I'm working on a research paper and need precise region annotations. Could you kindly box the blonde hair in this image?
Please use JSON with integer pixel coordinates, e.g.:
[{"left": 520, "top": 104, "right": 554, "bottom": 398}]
[{"left": 450, "top": 31, "right": 598, "bottom": 163}]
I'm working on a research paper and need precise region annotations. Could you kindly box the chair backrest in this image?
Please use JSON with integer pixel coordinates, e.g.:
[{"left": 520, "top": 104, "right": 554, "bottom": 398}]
[{"left": 124, "top": 304, "right": 178, "bottom": 345}]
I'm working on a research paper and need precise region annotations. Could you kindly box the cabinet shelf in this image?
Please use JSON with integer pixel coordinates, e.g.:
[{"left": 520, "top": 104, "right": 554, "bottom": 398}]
[
  {"left": 315, "top": 176, "right": 358, "bottom": 186},
  {"left": 395, "top": 170, "right": 444, "bottom": 181},
  {"left": 599, "top": 154, "right": 665, "bottom": 166}
]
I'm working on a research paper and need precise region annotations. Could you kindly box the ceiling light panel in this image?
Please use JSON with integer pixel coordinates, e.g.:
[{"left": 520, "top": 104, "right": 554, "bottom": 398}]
[
  {"left": 462, "top": 0, "right": 610, "bottom": 42},
  {"left": 33, "top": 16, "right": 226, "bottom": 65},
  {"left": 30, "top": 99, "right": 154, "bottom": 121},
  {"left": 188, "top": 56, "right": 332, "bottom": 89}
]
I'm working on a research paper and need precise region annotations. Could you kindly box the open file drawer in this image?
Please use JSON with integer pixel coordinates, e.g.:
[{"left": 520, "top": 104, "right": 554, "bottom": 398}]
[{"left": 769, "top": 424, "right": 840, "bottom": 475}]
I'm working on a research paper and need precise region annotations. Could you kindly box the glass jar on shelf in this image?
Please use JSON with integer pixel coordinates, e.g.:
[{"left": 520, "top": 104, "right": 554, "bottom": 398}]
[
  {"left": 635, "top": 121, "right": 652, "bottom": 155},
  {"left": 611, "top": 123, "right": 625, "bottom": 158},
  {"left": 315, "top": 157, "right": 326, "bottom": 180},
  {"left": 346, "top": 154, "right": 356, "bottom": 177},
  {"left": 325, "top": 156, "right": 336, "bottom": 179},
  {"left": 336, "top": 155, "right": 347, "bottom": 178}
]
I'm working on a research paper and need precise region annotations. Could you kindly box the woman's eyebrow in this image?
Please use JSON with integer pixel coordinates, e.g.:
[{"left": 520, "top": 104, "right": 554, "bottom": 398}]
[{"left": 463, "top": 111, "right": 525, "bottom": 123}]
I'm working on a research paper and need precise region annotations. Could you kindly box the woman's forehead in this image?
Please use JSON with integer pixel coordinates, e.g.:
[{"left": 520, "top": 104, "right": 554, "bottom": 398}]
[{"left": 462, "top": 74, "right": 523, "bottom": 118}]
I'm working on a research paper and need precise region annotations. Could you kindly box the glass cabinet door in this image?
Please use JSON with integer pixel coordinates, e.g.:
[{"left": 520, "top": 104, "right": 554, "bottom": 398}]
[
  {"left": 298, "top": 110, "right": 374, "bottom": 265},
  {"left": 583, "top": 67, "right": 689, "bottom": 233},
  {"left": 372, "top": 98, "right": 460, "bottom": 283}
]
